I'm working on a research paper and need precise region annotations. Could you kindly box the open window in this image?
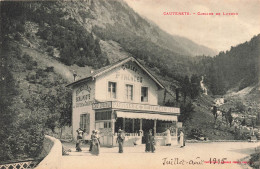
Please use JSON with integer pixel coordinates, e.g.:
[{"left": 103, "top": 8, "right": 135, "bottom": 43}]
[{"left": 141, "top": 87, "right": 148, "bottom": 102}]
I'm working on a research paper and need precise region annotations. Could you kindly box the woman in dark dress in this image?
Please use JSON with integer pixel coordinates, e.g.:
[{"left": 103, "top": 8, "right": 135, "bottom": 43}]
[
  {"left": 76, "top": 128, "right": 84, "bottom": 152},
  {"left": 90, "top": 130, "right": 100, "bottom": 156},
  {"left": 145, "top": 131, "right": 151, "bottom": 152},
  {"left": 116, "top": 129, "right": 125, "bottom": 153},
  {"left": 149, "top": 130, "right": 155, "bottom": 153},
  {"left": 145, "top": 129, "right": 155, "bottom": 153}
]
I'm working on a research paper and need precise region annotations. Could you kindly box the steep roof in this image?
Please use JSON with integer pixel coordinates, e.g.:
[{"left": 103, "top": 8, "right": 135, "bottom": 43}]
[{"left": 66, "top": 57, "right": 164, "bottom": 89}]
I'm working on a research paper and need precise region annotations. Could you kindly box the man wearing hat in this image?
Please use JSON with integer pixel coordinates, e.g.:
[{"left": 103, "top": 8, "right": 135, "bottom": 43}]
[{"left": 116, "top": 129, "right": 125, "bottom": 153}]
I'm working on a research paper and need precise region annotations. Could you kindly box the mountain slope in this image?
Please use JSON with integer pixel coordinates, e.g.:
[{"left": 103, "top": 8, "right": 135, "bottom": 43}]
[
  {"left": 196, "top": 34, "right": 260, "bottom": 95},
  {"left": 1, "top": 0, "right": 259, "bottom": 146},
  {"left": 87, "top": 0, "right": 217, "bottom": 57}
]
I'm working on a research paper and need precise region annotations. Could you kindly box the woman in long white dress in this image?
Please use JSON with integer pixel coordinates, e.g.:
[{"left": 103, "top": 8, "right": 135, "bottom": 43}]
[
  {"left": 180, "top": 130, "right": 184, "bottom": 148},
  {"left": 166, "top": 128, "right": 171, "bottom": 146}
]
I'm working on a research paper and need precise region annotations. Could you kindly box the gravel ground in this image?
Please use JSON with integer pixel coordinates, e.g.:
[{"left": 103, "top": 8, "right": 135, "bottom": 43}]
[{"left": 61, "top": 142, "right": 259, "bottom": 169}]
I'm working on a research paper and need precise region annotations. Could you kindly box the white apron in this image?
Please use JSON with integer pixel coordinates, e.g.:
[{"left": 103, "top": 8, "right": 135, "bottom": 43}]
[
  {"left": 166, "top": 129, "right": 171, "bottom": 144},
  {"left": 180, "top": 132, "right": 184, "bottom": 147}
]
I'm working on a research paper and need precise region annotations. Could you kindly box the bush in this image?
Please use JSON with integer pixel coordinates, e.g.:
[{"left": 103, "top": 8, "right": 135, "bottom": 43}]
[
  {"left": 249, "top": 152, "right": 260, "bottom": 169},
  {"left": 0, "top": 51, "right": 45, "bottom": 161},
  {"left": 46, "top": 46, "right": 54, "bottom": 56},
  {"left": 14, "top": 33, "right": 22, "bottom": 41},
  {"left": 45, "top": 66, "right": 54, "bottom": 72},
  {"left": 178, "top": 102, "right": 195, "bottom": 123},
  {"left": 25, "top": 61, "right": 35, "bottom": 70},
  {"left": 235, "top": 100, "right": 246, "bottom": 113}
]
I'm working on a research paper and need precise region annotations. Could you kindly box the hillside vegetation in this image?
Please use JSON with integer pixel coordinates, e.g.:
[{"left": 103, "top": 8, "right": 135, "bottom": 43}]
[{"left": 195, "top": 35, "right": 260, "bottom": 95}]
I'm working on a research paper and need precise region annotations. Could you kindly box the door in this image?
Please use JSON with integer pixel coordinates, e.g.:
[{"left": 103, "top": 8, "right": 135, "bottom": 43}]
[{"left": 95, "top": 121, "right": 113, "bottom": 147}]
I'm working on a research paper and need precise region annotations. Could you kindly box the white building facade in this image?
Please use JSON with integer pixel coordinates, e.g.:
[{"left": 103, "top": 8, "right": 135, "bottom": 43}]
[{"left": 67, "top": 57, "right": 180, "bottom": 146}]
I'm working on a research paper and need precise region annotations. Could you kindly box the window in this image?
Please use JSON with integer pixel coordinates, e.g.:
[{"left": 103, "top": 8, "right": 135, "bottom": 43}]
[
  {"left": 125, "top": 84, "right": 133, "bottom": 101},
  {"left": 104, "top": 121, "right": 111, "bottom": 128},
  {"left": 96, "top": 121, "right": 111, "bottom": 129},
  {"left": 141, "top": 87, "right": 148, "bottom": 102},
  {"left": 80, "top": 113, "right": 90, "bottom": 134},
  {"left": 95, "top": 111, "right": 111, "bottom": 121},
  {"left": 108, "top": 82, "right": 117, "bottom": 99}
]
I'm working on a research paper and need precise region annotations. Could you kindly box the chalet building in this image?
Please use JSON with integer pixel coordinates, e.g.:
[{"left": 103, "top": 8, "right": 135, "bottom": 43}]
[{"left": 67, "top": 57, "right": 180, "bottom": 146}]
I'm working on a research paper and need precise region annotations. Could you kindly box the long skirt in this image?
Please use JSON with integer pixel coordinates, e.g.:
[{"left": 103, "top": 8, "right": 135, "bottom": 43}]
[
  {"left": 166, "top": 135, "right": 171, "bottom": 145},
  {"left": 180, "top": 136, "right": 184, "bottom": 147},
  {"left": 89, "top": 141, "right": 93, "bottom": 151},
  {"left": 151, "top": 144, "right": 155, "bottom": 152},
  {"left": 76, "top": 139, "right": 82, "bottom": 151},
  {"left": 91, "top": 143, "right": 100, "bottom": 156},
  {"left": 118, "top": 141, "right": 123, "bottom": 153},
  {"left": 145, "top": 143, "right": 155, "bottom": 152},
  {"left": 145, "top": 142, "right": 151, "bottom": 152}
]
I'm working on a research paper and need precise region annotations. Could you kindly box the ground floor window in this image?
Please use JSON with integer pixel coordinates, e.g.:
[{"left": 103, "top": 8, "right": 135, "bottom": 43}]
[
  {"left": 114, "top": 118, "right": 177, "bottom": 135},
  {"left": 80, "top": 113, "right": 90, "bottom": 134},
  {"left": 95, "top": 111, "right": 111, "bottom": 121},
  {"left": 96, "top": 121, "right": 111, "bottom": 129}
]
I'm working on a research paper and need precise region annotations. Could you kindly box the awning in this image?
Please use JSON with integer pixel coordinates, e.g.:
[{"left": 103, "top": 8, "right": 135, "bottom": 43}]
[{"left": 116, "top": 111, "right": 177, "bottom": 121}]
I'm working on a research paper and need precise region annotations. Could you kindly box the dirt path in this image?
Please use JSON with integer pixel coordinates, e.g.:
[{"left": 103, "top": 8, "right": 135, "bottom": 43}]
[{"left": 61, "top": 142, "right": 259, "bottom": 169}]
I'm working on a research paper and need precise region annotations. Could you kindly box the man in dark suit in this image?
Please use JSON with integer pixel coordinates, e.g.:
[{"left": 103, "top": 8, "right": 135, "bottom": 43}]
[{"left": 116, "top": 129, "right": 125, "bottom": 153}]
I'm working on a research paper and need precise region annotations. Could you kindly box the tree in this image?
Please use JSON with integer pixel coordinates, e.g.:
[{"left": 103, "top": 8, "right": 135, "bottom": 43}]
[
  {"left": 0, "top": 45, "right": 45, "bottom": 161},
  {"left": 178, "top": 102, "right": 195, "bottom": 123},
  {"left": 0, "top": 54, "right": 19, "bottom": 160},
  {"left": 40, "top": 86, "right": 72, "bottom": 137},
  {"left": 211, "top": 106, "right": 218, "bottom": 124},
  {"left": 180, "top": 75, "right": 191, "bottom": 103},
  {"left": 190, "top": 74, "right": 201, "bottom": 99}
]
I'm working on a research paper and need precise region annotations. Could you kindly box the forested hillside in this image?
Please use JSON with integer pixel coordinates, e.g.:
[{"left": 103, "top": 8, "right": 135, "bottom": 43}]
[{"left": 195, "top": 35, "right": 260, "bottom": 95}]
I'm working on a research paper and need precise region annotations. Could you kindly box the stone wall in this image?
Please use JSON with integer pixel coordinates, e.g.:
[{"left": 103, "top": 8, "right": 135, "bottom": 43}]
[{"left": 35, "top": 135, "right": 62, "bottom": 169}]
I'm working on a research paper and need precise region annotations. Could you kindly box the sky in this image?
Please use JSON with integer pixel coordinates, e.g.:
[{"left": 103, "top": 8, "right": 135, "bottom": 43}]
[{"left": 124, "top": 0, "right": 260, "bottom": 52}]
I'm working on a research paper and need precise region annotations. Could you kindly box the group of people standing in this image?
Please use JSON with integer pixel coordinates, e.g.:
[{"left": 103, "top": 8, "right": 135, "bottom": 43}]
[
  {"left": 75, "top": 128, "right": 185, "bottom": 156},
  {"left": 144, "top": 128, "right": 185, "bottom": 152},
  {"left": 76, "top": 128, "right": 100, "bottom": 156}
]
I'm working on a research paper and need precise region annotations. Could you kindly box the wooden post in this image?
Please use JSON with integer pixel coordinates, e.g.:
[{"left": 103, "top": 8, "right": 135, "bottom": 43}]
[
  {"left": 123, "top": 118, "right": 125, "bottom": 131},
  {"left": 132, "top": 119, "right": 135, "bottom": 133},
  {"left": 154, "top": 120, "right": 157, "bottom": 136},
  {"left": 111, "top": 120, "right": 115, "bottom": 134},
  {"left": 140, "top": 119, "right": 143, "bottom": 130}
]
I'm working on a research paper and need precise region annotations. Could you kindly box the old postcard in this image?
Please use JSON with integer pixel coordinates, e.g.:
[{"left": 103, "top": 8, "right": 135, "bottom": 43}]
[{"left": 0, "top": 0, "right": 259, "bottom": 169}]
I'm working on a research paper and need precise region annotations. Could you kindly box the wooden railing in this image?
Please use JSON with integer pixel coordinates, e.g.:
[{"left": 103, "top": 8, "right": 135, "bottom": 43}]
[
  {"left": 113, "top": 133, "right": 176, "bottom": 136},
  {"left": 114, "top": 133, "right": 141, "bottom": 136},
  {"left": 0, "top": 158, "right": 43, "bottom": 169},
  {"left": 155, "top": 133, "right": 176, "bottom": 136}
]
